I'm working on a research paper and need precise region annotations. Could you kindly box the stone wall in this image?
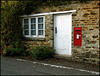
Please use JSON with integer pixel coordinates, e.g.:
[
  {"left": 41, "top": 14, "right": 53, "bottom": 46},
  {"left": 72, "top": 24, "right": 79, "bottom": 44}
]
[
  {"left": 22, "top": 1, "right": 99, "bottom": 64},
  {"left": 22, "top": 14, "right": 54, "bottom": 49}
]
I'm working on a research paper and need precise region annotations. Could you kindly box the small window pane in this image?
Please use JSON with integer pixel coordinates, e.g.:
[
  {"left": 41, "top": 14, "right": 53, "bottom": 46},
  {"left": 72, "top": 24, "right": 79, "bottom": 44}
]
[
  {"left": 38, "top": 24, "right": 43, "bottom": 29},
  {"left": 38, "top": 17, "right": 43, "bottom": 23},
  {"left": 38, "top": 30, "right": 43, "bottom": 35},
  {"left": 24, "top": 25, "right": 28, "bottom": 29},
  {"left": 31, "top": 24, "right": 36, "bottom": 29},
  {"left": 31, "top": 18, "right": 36, "bottom": 23},
  {"left": 31, "top": 30, "right": 36, "bottom": 35},
  {"left": 24, "top": 30, "right": 29, "bottom": 35},
  {"left": 24, "top": 19, "right": 28, "bottom": 23}
]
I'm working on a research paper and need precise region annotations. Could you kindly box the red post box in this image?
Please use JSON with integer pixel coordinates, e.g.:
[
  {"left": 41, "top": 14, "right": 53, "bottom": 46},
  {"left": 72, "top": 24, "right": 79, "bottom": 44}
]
[{"left": 74, "top": 27, "right": 82, "bottom": 46}]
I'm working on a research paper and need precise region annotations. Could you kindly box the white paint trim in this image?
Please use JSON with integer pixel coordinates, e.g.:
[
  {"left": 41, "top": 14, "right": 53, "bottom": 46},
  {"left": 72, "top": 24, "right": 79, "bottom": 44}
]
[
  {"left": 17, "top": 58, "right": 99, "bottom": 75},
  {"left": 21, "top": 10, "right": 76, "bottom": 17}
]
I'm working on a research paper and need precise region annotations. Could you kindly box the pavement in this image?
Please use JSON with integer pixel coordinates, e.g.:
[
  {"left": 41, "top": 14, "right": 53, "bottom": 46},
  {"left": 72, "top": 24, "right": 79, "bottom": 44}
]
[
  {"left": 11, "top": 55, "right": 99, "bottom": 72},
  {"left": 1, "top": 56, "right": 99, "bottom": 75},
  {"left": 1, "top": 55, "right": 99, "bottom": 75}
]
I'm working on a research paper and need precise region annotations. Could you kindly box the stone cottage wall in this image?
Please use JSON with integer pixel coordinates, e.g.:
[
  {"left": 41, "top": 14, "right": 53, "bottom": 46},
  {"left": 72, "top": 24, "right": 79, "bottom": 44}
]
[
  {"left": 22, "top": 14, "right": 54, "bottom": 49},
  {"left": 22, "top": 1, "right": 99, "bottom": 64}
]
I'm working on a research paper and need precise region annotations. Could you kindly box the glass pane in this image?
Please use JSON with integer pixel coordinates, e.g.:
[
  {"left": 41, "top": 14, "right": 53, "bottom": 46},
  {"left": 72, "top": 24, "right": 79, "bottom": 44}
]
[
  {"left": 38, "top": 30, "right": 43, "bottom": 35},
  {"left": 31, "top": 30, "right": 36, "bottom": 35},
  {"left": 24, "top": 30, "right": 29, "bottom": 35},
  {"left": 38, "top": 24, "right": 43, "bottom": 29},
  {"left": 31, "top": 24, "right": 36, "bottom": 29},
  {"left": 24, "top": 19, "right": 28, "bottom": 23},
  {"left": 38, "top": 17, "right": 43, "bottom": 23},
  {"left": 24, "top": 25, "right": 28, "bottom": 29},
  {"left": 31, "top": 18, "right": 36, "bottom": 23}
]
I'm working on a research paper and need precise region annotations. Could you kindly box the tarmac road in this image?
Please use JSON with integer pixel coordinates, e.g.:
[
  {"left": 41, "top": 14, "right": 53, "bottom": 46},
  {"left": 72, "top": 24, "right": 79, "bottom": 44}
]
[{"left": 1, "top": 56, "right": 99, "bottom": 75}]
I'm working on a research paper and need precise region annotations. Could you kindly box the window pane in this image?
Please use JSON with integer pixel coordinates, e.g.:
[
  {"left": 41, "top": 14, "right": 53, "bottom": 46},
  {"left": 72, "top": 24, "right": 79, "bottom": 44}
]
[
  {"left": 31, "top": 18, "right": 36, "bottom": 23},
  {"left": 24, "top": 30, "right": 29, "bottom": 35},
  {"left": 31, "top": 24, "right": 36, "bottom": 29},
  {"left": 38, "top": 17, "right": 43, "bottom": 23},
  {"left": 31, "top": 30, "right": 36, "bottom": 35},
  {"left": 38, "top": 30, "right": 43, "bottom": 35},
  {"left": 24, "top": 19, "right": 28, "bottom": 23},
  {"left": 24, "top": 25, "right": 28, "bottom": 29},
  {"left": 38, "top": 24, "right": 43, "bottom": 29}
]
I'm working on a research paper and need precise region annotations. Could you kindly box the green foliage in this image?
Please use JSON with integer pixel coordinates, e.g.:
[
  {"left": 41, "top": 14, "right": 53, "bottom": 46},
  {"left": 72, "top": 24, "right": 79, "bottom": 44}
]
[
  {"left": 29, "top": 46, "right": 55, "bottom": 60},
  {"left": 3, "top": 48, "right": 26, "bottom": 56},
  {"left": 1, "top": 1, "right": 24, "bottom": 49}
]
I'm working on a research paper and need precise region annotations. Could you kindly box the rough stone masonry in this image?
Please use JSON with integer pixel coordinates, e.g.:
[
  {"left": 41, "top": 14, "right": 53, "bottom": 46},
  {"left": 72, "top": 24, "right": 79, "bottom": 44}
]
[{"left": 22, "top": 1, "right": 99, "bottom": 64}]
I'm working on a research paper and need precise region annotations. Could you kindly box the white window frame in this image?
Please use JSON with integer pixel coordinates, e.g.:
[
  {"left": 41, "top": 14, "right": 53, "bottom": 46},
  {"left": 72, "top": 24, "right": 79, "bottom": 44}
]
[{"left": 23, "top": 16, "right": 45, "bottom": 38}]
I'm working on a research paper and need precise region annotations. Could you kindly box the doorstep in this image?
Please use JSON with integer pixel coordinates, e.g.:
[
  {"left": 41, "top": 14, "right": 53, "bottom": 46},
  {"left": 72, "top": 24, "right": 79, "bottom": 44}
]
[{"left": 54, "top": 55, "right": 73, "bottom": 60}]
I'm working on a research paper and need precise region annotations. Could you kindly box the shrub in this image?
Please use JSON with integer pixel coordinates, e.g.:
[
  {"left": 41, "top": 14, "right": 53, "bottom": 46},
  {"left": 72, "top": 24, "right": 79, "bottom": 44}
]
[
  {"left": 3, "top": 48, "right": 26, "bottom": 56},
  {"left": 29, "top": 46, "right": 55, "bottom": 60}
]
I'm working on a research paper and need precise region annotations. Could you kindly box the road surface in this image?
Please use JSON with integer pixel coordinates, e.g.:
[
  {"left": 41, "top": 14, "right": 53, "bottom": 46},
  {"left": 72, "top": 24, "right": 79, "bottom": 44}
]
[{"left": 1, "top": 56, "right": 99, "bottom": 75}]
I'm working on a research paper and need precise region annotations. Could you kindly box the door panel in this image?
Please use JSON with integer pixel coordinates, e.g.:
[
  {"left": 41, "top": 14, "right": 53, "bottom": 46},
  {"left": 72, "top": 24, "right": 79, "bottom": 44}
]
[{"left": 54, "top": 14, "right": 72, "bottom": 55}]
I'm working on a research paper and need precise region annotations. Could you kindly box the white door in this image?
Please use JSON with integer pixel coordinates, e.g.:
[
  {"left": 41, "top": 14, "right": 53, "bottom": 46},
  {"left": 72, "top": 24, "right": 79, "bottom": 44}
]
[{"left": 54, "top": 13, "right": 72, "bottom": 55}]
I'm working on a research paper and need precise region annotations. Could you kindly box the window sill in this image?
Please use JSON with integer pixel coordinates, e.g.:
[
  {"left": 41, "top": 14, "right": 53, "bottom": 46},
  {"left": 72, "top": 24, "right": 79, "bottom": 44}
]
[{"left": 24, "top": 37, "right": 46, "bottom": 41}]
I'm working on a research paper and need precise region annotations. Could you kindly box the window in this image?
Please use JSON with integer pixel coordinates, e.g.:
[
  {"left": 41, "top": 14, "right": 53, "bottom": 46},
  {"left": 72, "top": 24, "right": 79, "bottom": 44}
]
[{"left": 23, "top": 16, "right": 45, "bottom": 38}]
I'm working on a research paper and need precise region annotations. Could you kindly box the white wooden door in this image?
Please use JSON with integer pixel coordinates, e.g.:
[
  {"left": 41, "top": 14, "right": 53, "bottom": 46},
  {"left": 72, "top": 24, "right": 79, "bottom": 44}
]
[{"left": 54, "top": 14, "right": 72, "bottom": 55}]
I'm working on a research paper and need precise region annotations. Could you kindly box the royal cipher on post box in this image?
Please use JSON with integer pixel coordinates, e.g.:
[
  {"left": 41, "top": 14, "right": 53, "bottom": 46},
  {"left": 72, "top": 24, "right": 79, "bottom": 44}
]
[{"left": 74, "top": 27, "right": 82, "bottom": 46}]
